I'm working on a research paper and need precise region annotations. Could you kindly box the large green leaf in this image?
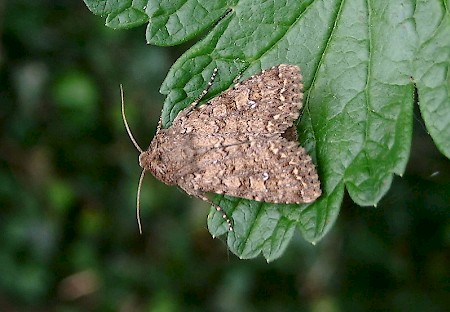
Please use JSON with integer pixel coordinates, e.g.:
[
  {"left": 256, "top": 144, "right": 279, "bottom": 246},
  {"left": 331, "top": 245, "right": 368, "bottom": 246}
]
[{"left": 84, "top": 0, "right": 450, "bottom": 261}]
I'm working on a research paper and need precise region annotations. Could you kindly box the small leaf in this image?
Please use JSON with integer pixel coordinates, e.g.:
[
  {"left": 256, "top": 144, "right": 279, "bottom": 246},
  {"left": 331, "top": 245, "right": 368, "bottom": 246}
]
[
  {"left": 84, "top": 0, "right": 148, "bottom": 29},
  {"left": 207, "top": 197, "right": 296, "bottom": 262},
  {"left": 146, "top": 0, "right": 237, "bottom": 45}
]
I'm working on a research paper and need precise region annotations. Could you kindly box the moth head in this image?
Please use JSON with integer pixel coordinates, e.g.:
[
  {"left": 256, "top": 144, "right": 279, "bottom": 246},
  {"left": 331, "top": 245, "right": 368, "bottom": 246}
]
[
  {"left": 138, "top": 148, "right": 166, "bottom": 174},
  {"left": 138, "top": 150, "right": 151, "bottom": 169}
]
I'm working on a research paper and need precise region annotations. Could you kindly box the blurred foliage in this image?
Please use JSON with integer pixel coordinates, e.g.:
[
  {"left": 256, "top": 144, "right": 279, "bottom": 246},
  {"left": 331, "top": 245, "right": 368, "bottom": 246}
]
[{"left": 0, "top": 0, "right": 449, "bottom": 311}]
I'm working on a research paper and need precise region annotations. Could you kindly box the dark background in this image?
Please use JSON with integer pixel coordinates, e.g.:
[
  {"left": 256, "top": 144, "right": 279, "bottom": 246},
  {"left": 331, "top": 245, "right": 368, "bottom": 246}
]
[{"left": 0, "top": 1, "right": 449, "bottom": 311}]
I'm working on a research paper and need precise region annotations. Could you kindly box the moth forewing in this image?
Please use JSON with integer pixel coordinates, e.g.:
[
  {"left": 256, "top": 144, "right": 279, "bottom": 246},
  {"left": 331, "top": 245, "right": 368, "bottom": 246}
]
[
  {"left": 165, "top": 64, "right": 321, "bottom": 203},
  {"left": 122, "top": 64, "right": 321, "bottom": 233}
]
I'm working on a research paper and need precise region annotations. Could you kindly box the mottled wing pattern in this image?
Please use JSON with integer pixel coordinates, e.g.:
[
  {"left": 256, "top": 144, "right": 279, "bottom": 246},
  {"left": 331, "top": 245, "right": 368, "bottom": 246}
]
[
  {"left": 171, "top": 64, "right": 303, "bottom": 136},
  {"left": 151, "top": 64, "right": 321, "bottom": 204},
  {"left": 176, "top": 135, "right": 321, "bottom": 203}
]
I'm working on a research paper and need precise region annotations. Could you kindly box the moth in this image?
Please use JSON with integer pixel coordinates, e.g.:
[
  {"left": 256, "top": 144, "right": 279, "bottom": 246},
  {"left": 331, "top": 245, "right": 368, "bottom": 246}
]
[{"left": 121, "top": 64, "right": 321, "bottom": 233}]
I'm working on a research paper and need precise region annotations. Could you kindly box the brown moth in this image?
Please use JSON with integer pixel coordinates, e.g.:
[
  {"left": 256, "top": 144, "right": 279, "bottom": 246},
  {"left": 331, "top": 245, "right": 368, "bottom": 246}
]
[{"left": 121, "top": 64, "right": 321, "bottom": 233}]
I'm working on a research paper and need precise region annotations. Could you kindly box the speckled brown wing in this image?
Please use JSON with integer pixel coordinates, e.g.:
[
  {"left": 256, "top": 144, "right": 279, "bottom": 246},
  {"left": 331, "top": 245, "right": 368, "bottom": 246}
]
[
  {"left": 176, "top": 134, "right": 321, "bottom": 204},
  {"left": 170, "top": 64, "right": 303, "bottom": 136},
  {"left": 147, "top": 64, "right": 320, "bottom": 205}
]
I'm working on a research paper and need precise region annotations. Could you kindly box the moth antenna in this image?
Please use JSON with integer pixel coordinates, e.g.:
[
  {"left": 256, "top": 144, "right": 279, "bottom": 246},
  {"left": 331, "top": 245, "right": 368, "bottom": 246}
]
[
  {"left": 120, "top": 84, "right": 144, "bottom": 153},
  {"left": 136, "top": 169, "right": 146, "bottom": 234}
]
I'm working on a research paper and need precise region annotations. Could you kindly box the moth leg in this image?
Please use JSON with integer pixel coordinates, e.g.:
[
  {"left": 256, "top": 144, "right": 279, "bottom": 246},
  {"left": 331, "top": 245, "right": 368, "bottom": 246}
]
[
  {"left": 232, "top": 74, "right": 241, "bottom": 85},
  {"left": 185, "top": 68, "right": 218, "bottom": 115},
  {"left": 157, "top": 64, "right": 215, "bottom": 129},
  {"left": 180, "top": 186, "right": 233, "bottom": 231},
  {"left": 199, "top": 194, "right": 234, "bottom": 232},
  {"left": 232, "top": 66, "right": 247, "bottom": 85},
  {"left": 156, "top": 116, "right": 162, "bottom": 133}
]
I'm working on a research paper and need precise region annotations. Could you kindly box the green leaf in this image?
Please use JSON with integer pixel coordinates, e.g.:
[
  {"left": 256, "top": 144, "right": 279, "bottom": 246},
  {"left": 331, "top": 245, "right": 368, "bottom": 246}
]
[
  {"left": 413, "top": 1, "right": 450, "bottom": 158},
  {"left": 145, "top": 0, "right": 238, "bottom": 46},
  {"left": 84, "top": 0, "right": 450, "bottom": 260},
  {"left": 83, "top": 0, "right": 148, "bottom": 29},
  {"left": 207, "top": 197, "right": 297, "bottom": 262}
]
